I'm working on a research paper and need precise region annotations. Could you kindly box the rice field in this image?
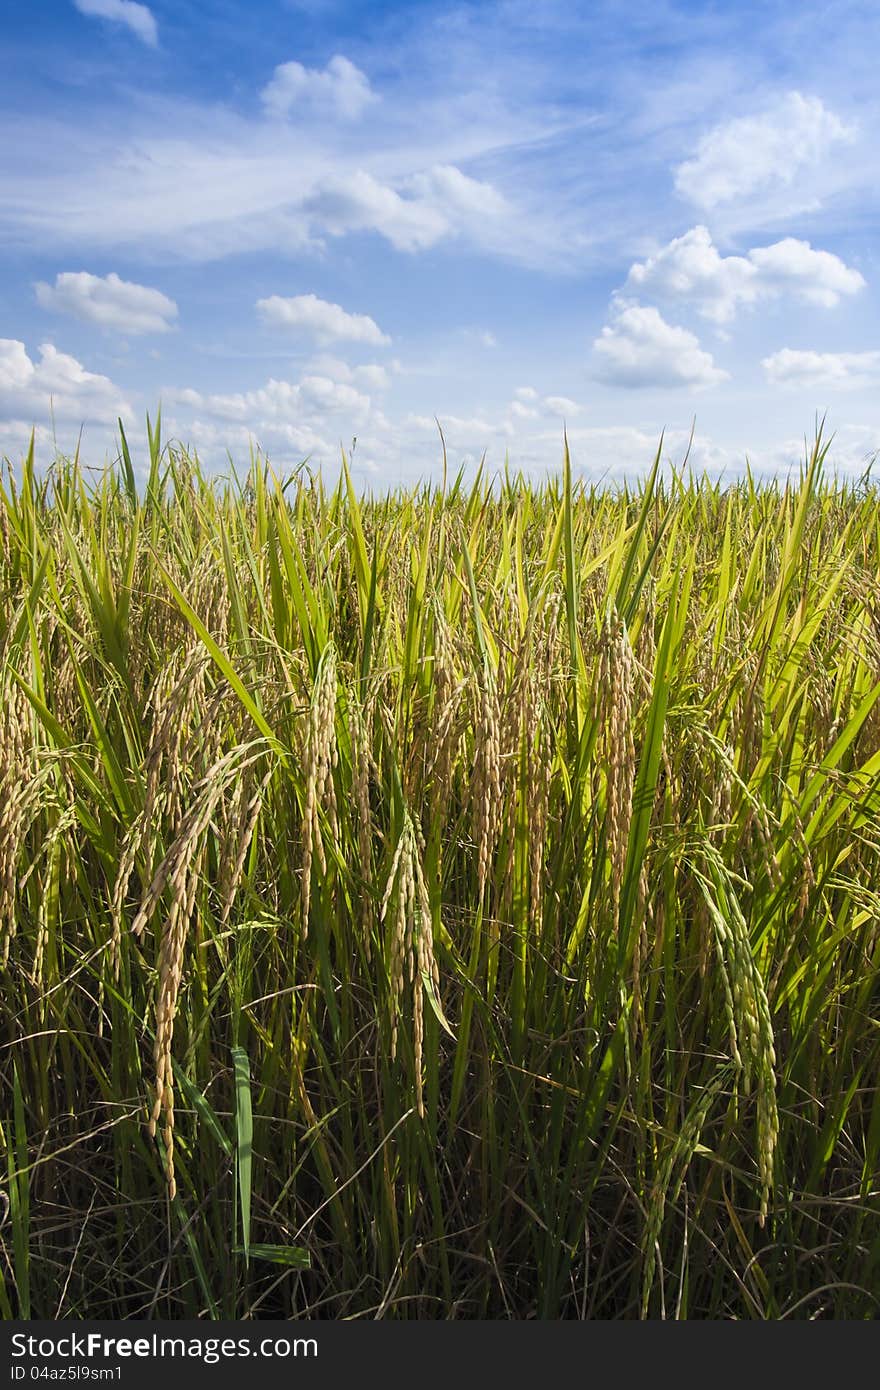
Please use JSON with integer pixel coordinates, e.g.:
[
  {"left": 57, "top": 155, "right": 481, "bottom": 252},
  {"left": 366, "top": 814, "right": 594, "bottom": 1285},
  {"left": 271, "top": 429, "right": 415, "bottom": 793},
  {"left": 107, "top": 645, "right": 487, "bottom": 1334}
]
[{"left": 1, "top": 420, "right": 879, "bottom": 1319}]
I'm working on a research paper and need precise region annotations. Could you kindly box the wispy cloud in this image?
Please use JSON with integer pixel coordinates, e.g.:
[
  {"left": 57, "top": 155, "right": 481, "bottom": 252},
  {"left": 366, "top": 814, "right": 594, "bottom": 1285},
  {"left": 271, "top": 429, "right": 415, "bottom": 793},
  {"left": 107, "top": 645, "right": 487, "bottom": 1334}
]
[
  {"left": 0, "top": 25, "right": 591, "bottom": 271},
  {"left": 35, "top": 271, "right": 178, "bottom": 334},
  {"left": 0, "top": 115, "right": 517, "bottom": 263},
  {"left": 72, "top": 0, "right": 158, "bottom": 47}
]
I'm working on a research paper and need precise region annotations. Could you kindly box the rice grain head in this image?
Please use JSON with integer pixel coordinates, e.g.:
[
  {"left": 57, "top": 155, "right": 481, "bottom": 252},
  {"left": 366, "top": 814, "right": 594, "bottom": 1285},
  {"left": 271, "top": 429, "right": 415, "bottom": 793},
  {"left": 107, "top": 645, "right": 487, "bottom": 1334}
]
[
  {"left": 472, "top": 659, "right": 502, "bottom": 904},
  {"left": 380, "top": 810, "right": 441, "bottom": 1118},
  {"left": 598, "top": 606, "right": 636, "bottom": 931},
  {"left": 301, "top": 644, "right": 340, "bottom": 936}
]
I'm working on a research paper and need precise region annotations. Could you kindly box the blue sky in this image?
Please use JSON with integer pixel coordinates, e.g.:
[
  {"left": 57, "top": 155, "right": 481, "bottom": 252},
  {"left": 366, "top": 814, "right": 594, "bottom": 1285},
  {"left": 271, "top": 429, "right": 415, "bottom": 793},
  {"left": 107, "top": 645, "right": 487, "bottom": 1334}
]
[{"left": 1, "top": 0, "right": 879, "bottom": 483}]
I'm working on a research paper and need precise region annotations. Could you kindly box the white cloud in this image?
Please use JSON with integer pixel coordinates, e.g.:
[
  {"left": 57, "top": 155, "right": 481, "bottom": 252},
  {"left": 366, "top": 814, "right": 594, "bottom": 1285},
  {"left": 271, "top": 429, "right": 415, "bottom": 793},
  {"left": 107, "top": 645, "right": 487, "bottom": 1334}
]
[
  {"left": 406, "top": 164, "right": 507, "bottom": 221},
  {"left": 626, "top": 227, "right": 758, "bottom": 324},
  {"left": 299, "top": 374, "right": 372, "bottom": 415},
  {"left": 0, "top": 339, "right": 131, "bottom": 423},
  {"left": 164, "top": 414, "right": 336, "bottom": 469},
  {"left": 626, "top": 226, "right": 864, "bottom": 324},
  {"left": 306, "top": 354, "right": 354, "bottom": 382},
  {"left": 543, "top": 396, "right": 581, "bottom": 417},
  {"left": 35, "top": 270, "right": 178, "bottom": 334},
  {"left": 742, "top": 424, "right": 880, "bottom": 478},
  {"left": 0, "top": 47, "right": 521, "bottom": 266},
  {"left": 160, "top": 358, "right": 409, "bottom": 473},
  {"left": 674, "top": 92, "right": 853, "bottom": 209},
  {"left": 408, "top": 412, "right": 509, "bottom": 441},
  {"left": 748, "top": 238, "right": 865, "bottom": 307},
  {"left": 298, "top": 164, "right": 503, "bottom": 255},
  {"left": 593, "top": 301, "right": 728, "bottom": 389},
  {"left": 256, "top": 293, "right": 391, "bottom": 345},
  {"left": 261, "top": 55, "right": 376, "bottom": 122},
  {"left": 762, "top": 348, "right": 880, "bottom": 390},
  {"left": 72, "top": 0, "right": 158, "bottom": 47},
  {"left": 515, "top": 386, "right": 538, "bottom": 402},
  {"left": 559, "top": 425, "right": 733, "bottom": 481},
  {"left": 0, "top": 340, "right": 37, "bottom": 393},
  {"left": 305, "top": 356, "right": 393, "bottom": 390},
  {"left": 164, "top": 365, "right": 378, "bottom": 472},
  {"left": 301, "top": 167, "right": 506, "bottom": 253},
  {"left": 303, "top": 171, "right": 448, "bottom": 252},
  {"left": 510, "top": 399, "right": 539, "bottom": 420},
  {"left": 353, "top": 363, "right": 390, "bottom": 390},
  {"left": 168, "top": 375, "right": 371, "bottom": 425},
  {"left": 0, "top": 421, "right": 59, "bottom": 457}
]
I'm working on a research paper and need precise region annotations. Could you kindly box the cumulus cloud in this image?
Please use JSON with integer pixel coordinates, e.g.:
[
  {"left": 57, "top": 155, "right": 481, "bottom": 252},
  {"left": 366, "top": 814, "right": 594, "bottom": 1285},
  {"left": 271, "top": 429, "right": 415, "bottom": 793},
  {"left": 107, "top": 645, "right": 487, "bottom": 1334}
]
[
  {"left": 299, "top": 374, "right": 372, "bottom": 415},
  {"left": 0, "top": 339, "right": 130, "bottom": 423},
  {"left": 742, "top": 424, "right": 880, "bottom": 477},
  {"left": 0, "top": 421, "right": 59, "bottom": 457},
  {"left": 0, "top": 41, "right": 514, "bottom": 267},
  {"left": 748, "top": 239, "right": 865, "bottom": 307},
  {"left": 35, "top": 270, "right": 178, "bottom": 334},
  {"left": 261, "top": 55, "right": 376, "bottom": 122},
  {"left": 626, "top": 227, "right": 757, "bottom": 324},
  {"left": 558, "top": 425, "right": 734, "bottom": 481},
  {"left": 593, "top": 301, "right": 728, "bottom": 389},
  {"left": 14, "top": 157, "right": 505, "bottom": 265},
  {"left": 163, "top": 414, "right": 336, "bottom": 470},
  {"left": 72, "top": 0, "right": 158, "bottom": 47},
  {"left": 406, "top": 165, "right": 507, "bottom": 221},
  {"left": 408, "top": 412, "right": 509, "bottom": 441},
  {"left": 301, "top": 166, "right": 507, "bottom": 253},
  {"left": 543, "top": 396, "right": 582, "bottom": 417},
  {"left": 162, "top": 361, "right": 386, "bottom": 475},
  {"left": 353, "top": 363, "right": 390, "bottom": 390},
  {"left": 296, "top": 166, "right": 506, "bottom": 255},
  {"left": 303, "top": 171, "right": 446, "bottom": 252},
  {"left": 306, "top": 356, "right": 392, "bottom": 390},
  {"left": 256, "top": 293, "right": 391, "bottom": 345},
  {"left": 674, "top": 92, "right": 853, "bottom": 209},
  {"left": 762, "top": 348, "right": 880, "bottom": 389},
  {"left": 164, "top": 364, "right": 378, "bottom": 461},
  {"left": 626, "top": 226, "right": 864, "bottom": 324},
  {"left": 158, "top": 356, "right": 413, "bottom": 472},
  {"left": 168, "top": 374, "right": 372, "bottom": 425}
]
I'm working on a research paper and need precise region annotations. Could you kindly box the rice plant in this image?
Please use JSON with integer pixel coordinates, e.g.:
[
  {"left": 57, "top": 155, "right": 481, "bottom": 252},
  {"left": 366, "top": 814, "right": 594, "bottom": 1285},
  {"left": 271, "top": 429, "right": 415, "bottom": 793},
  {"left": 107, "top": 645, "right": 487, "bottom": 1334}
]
[{"left": 0, "top": 420, "right": 878, "bottom": 1319}]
